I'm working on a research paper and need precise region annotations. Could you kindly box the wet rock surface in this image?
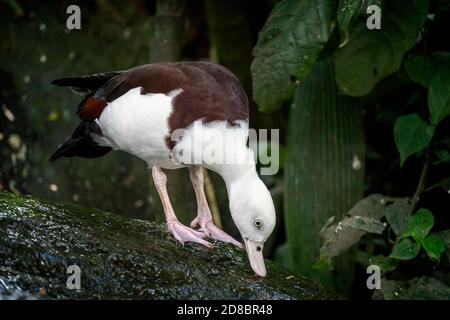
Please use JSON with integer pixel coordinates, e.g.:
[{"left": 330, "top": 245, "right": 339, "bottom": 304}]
[{"left": 0, "top": 192, "right": 335, "bottom": 299}]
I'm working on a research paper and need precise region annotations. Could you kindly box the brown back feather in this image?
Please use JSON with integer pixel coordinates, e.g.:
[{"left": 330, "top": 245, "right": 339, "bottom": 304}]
[{"left": 78, "top": 62, "right": 249, "bottom": 143}]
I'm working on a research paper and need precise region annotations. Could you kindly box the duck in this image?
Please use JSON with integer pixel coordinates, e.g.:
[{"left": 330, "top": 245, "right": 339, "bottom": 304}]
[{"left": 50, "top": 61, "right": 276, "bottom": 277}]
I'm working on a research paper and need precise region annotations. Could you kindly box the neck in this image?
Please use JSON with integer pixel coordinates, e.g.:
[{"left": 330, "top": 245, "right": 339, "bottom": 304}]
[
  {"left": 217, "top": 163, "right": 258, "bottom": 192},
  {"left": 204, "top": 129, "right": 258, "bottom": 190},
  {"left": 199, "top": 119, "right": 258, "bottom": 192}
]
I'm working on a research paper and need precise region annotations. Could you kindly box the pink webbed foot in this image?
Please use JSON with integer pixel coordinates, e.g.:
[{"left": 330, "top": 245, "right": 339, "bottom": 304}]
[
  {"left": 191, "top": 216, "right": 243, "bottom": 249},
  {"left": 167, "top": 220, "right": 212, "bottom": 248}
]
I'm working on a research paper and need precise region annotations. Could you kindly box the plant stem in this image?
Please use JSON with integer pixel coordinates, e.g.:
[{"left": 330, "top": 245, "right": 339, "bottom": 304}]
[
  {"left": 392, "top": 160, "right": 430, "bottom": 249},
  {"left": 410, "top": 160, "right": 429, "bottom": 214},
  {"left": 424, "top": 182, "right": 440, "bottom": 193}
]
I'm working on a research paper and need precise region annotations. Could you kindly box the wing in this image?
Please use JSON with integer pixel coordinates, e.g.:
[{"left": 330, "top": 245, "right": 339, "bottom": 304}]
[{"left": 52, "top": 62, "right": 249, "bottom": 129}]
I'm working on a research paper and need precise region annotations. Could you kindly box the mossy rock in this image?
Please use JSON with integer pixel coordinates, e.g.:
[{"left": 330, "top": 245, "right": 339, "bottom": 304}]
[{"left": 0, "top": 192, "right": 335, "bottom": 299}]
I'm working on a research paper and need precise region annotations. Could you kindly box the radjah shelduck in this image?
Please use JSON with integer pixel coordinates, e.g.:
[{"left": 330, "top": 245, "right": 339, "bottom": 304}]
[{"left": 50, "top": 61, "right": 276, "bottom": 276}]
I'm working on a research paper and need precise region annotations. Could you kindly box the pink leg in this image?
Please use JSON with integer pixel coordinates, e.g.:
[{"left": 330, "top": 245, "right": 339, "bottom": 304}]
[
  {"left": 152, "top": 166, "right": 211, "bottom": 247},
  {"left": 189, "top": 166, "right": 243, "bottom": 248}
]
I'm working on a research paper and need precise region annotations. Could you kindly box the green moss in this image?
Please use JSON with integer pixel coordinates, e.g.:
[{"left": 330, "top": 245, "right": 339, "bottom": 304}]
[{"left": 0, "top": 192, "right": 336, "bottom": 299}]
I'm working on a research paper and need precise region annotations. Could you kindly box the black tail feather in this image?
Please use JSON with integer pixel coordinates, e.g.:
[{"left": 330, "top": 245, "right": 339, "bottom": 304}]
[
  {"left": 49, "top": 138, "right": 82, "bottom": 161},
  {"left": 51, "top": 71, "right": 123, "bottom": 94},
  {"left": 49, "top": 121, "right": 111, "bottom": 162}
]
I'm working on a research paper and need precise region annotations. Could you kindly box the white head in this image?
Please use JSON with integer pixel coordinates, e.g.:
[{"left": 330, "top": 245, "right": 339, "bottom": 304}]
[{"left": 228, "top": 170, "right": 276, "bottom": 277}]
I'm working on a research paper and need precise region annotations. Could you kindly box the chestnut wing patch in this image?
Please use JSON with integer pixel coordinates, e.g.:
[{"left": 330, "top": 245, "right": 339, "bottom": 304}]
[{"left": 77, "top": 95, "right": 107, "bottom": 121}]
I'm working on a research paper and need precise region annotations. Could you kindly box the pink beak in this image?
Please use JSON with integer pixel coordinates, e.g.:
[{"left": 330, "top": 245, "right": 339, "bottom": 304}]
[{"left": 244, "top": 239, "right": 266, "bottom": 277}]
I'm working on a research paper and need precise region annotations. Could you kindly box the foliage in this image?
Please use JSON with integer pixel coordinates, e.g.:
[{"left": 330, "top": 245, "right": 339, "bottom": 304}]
[
  {"left": 319, "top": 198, "right": 447, "bottom": 267},
  {"left": 336, "top": 0, "right": 381, "bottom": 45},
  {"left": 321, "top": 199, "right": 449, "bottom": 282},
  {"left": 389, "top": 238, "right": 421, "bottom": 260},
  {"left": 335, "top": 0, "right": 429, "bottom": 96},
  {"left": 405, "top": 52, "right": 450, "bottom": 124},
  {"left": 394, "top": 114, "right": 434, "bottom": 166},
  {"left": 392, "top": 209, "right": 446, "bottom": 262},
  {"left": 251, "top": 0, "right": 336, "bottom": 112},
  {"left": 251, "top": 0, "right": 450, "bottom": 298},
  {"left": 394, "top": 52, "right": 450, "bottom": 166}
]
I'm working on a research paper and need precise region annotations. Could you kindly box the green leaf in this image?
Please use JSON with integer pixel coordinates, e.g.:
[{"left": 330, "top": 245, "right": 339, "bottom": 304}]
[
  {"left": 404, "top": 56, "right": 441, "bottom": 87},
  {"left": 422, "top": 234, "right": 446, "bottom": 262},
  {"left": 394, "top": 114, "right": 434, "bottom": 166},
  {"left": 337, "top": 0, "right": 362, "bottom": 43},
  {"left": 435, "top": 149, "right": 450, "bottom": 162},
  {"left": 404, "top": 52, "right": 450, "bottom": 125},
  {"left": 370, "top": 255, "right": 399, "bottom": 272},
  {"left": 389, "top": 238, "right": 421, "bottom": 260},
  {"left": 385, "top": 199, "right": 410, "bottom": 236},
  {"left": 251, "top": 0, "right": 336, "bottom": 112},
  {"left": 337, "top": 0, "right": 382, "bottom": 45},
  {"left": 400, "top": 208, "right": 434, "bottom": 242},
  {"left": 335, "top": 0, "right": 429, "bottom": 96},
  {"left": 429, "top": 65, "right": 450, "bottom": 125}
]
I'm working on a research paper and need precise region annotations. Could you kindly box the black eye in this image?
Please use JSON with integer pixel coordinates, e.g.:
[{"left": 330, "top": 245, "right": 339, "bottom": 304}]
[{"left": 254, "top": 219, "right": 263, "bottom": 229}]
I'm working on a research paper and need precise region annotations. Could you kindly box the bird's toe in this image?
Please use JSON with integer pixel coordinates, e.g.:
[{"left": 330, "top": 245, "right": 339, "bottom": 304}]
[
  {"left": 205, "top": 222, "right": 243, "bottom": 249},
  {"left": 168, "top": 221, "right": 212, "bottom": 248}
]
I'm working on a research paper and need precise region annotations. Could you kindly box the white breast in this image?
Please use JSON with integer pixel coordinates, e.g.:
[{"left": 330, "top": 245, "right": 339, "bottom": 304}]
[
  {"left": 95, "top": 87, "right": 251, "bottom": 172},
  {"left": 170, "top": 120, "right": 254, "bottom": 176},
  {"left": 96, "top": 87, "right": 183, "bottom": 169}
]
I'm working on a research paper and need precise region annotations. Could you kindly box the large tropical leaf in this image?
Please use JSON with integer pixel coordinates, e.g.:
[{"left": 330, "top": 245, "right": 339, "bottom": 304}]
[{"left": 251, "top": 0, "right": 336, "bottom": 112}]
